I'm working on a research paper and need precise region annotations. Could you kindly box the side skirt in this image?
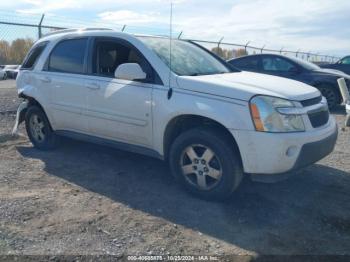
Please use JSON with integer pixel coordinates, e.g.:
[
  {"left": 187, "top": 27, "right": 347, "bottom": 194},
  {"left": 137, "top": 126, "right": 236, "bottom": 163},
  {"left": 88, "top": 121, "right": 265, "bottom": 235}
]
[{"left": 55, "top": 130, "right": 164, "bottom": 160}]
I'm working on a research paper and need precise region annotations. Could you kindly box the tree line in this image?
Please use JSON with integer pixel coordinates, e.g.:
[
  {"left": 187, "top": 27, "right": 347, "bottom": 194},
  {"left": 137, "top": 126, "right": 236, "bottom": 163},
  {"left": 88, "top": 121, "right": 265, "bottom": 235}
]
[
  {"left": 211, "top": 47, "right": 248, "bottom": 60},
  {"left": 0, "top": 38, "right": 34, "bottom": 65}
]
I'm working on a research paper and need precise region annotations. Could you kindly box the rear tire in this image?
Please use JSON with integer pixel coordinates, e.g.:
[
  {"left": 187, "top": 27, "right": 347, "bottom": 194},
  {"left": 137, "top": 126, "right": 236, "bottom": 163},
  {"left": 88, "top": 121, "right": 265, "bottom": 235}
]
[
  {"left": 318, "top": 85, "right": 339, "bottom": 110},
  {"left": 169, "top": 127, "right": 243, "bottom": 201},
  {"left": 25, "top": 106, "right": 59, "bottom": 150}
]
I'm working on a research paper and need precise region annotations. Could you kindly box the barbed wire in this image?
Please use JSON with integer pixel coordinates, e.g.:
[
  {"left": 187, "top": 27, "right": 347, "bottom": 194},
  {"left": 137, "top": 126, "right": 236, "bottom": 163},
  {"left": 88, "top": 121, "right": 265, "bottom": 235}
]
[{"left": 0, "top": 10, "right": 342, "bottom": 64}]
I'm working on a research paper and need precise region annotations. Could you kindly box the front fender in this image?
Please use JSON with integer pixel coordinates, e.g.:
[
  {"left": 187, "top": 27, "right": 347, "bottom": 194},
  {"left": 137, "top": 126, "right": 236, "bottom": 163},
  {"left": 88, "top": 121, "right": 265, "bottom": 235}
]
[{"left": 152, "top": 88, "right": 253, "bottom": 156}]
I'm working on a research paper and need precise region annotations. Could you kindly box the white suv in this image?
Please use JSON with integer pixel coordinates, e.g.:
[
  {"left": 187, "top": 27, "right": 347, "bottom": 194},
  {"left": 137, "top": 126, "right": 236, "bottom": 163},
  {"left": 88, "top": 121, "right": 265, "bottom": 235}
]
[{"left": 15, "top": 29, "right": 338, "bottom": 200}]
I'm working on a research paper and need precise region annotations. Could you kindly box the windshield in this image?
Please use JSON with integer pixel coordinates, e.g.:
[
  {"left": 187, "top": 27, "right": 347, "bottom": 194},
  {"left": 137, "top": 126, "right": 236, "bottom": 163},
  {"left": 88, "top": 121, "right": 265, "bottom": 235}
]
[
  {"left": 138, "top": 36, "right": 231, "bottom": 76},
  {"left": 288, "top": 56, "right": 320, "bottom": 71}
]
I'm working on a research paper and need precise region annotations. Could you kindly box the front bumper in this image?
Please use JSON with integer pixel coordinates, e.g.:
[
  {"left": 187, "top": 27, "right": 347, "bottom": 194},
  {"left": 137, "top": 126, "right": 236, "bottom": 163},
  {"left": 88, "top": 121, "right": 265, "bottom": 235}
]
[
  {"left": 292, "top": 127, "right": 337, "bottom": 170},
  {"left": 230, "top": 116, "right": 338, "bottom": 176}
]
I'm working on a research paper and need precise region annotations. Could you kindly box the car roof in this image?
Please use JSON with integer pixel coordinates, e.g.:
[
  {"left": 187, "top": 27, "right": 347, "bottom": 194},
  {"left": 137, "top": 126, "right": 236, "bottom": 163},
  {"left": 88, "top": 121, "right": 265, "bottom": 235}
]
[
  {"left": 36, "top": 28, "right": 169, "bottom": 45},
  {"left": 230, "top": 53, "right": 287, "bottom": 62}
]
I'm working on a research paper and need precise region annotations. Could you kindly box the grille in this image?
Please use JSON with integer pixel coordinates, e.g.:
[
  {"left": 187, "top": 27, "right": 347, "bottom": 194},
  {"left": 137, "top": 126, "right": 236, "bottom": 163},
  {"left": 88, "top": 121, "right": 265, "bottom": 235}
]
[
  {"left": 308, "top": 110, "right": 329, "bottom": 128},
  {"left": 300, "top": 96, "right": 322, "bottom": 107}
]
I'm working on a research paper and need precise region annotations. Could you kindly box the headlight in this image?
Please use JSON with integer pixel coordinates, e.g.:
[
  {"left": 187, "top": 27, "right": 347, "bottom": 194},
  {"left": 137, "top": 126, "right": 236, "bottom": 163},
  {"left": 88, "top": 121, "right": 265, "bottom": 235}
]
[{"left": 249, "top": 95, "right": 305, "bottom": 132}]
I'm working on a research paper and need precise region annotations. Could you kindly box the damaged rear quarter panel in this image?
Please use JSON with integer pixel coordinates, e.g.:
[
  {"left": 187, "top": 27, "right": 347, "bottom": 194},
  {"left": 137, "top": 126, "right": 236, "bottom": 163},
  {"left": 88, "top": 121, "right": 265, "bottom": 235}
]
[{"left": 16, "top": 71, "right": 57, "bottom": 130}]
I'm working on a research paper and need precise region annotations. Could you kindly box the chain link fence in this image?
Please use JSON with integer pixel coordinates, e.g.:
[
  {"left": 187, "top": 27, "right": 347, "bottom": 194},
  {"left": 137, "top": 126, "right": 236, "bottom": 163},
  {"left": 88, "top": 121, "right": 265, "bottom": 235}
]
[{"left": 0, "top": 10, "right": 341, "bottom": 65}]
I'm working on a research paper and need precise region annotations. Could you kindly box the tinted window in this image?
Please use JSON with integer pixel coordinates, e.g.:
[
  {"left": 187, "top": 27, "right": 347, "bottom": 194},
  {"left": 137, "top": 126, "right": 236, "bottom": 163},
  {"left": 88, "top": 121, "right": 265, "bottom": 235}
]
[
  {"left": 288, "top": 56, "right": 319, "bottom": 70},
  {"left": 49, "top": 38, "right": 87, "bottom": 74},
  {"left": 22, "top": 42, "right": 48, "bottom": 70},
  {"left": 233, "top": 57, "right": 259, "bottom": 71},
  {"left": 93, "top": 40, "right": 150, "bottom": 80},
  {"left": 262, "top": 57, "right": 296, "bottom": 72},
  {"left": 340, "top": 57, "right": 350, "bottom": 65}
]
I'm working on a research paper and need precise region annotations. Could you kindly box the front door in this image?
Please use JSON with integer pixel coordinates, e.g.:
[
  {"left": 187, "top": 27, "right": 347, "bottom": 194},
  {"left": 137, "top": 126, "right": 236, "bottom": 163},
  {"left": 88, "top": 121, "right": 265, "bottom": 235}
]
[{"left": 85, "top": 38, "right": 154, "bottom": 147}]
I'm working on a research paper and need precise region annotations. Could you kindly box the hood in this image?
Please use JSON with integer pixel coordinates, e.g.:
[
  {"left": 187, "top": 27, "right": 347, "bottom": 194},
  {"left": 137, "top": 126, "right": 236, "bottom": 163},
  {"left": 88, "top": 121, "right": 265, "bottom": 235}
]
[
  {"left": 313, "top": 68, "right": 350, "bottom": 79},
  {"left": 177, "top": 71, "right": 320, "bottom": 102}
]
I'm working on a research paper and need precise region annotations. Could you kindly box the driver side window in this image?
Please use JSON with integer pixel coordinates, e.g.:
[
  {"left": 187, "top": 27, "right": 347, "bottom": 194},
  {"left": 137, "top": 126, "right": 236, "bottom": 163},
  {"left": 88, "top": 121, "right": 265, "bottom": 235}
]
[
  {"left": 262, "top": 57, "right": 296, "bottom": 72},
  {"left": 92, "top": 39, "right": 151, "bottom": 81}
]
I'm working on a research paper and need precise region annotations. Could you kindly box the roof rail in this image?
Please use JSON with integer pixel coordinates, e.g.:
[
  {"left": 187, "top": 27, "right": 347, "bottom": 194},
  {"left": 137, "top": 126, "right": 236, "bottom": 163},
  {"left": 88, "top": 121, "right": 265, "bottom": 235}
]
[{"left": 43, "top": 28, "right": 114, "bottom": 37}]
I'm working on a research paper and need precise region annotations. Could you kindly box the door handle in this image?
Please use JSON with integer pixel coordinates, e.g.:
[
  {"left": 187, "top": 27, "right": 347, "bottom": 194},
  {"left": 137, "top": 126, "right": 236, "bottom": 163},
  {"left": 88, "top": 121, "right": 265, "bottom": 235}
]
[
  {"left": 85, "top": 83, "right": 100, "bottom": 90},
  {"left": 38, "top": 76, "right": 51, "bottom": 83}
]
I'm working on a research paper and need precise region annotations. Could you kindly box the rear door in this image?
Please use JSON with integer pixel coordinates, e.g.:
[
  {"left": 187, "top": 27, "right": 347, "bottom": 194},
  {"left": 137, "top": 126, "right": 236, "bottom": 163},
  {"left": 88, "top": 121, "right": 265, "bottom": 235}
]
[
  {"left": 42, "top": 38, "right": 90, "bottom": 132},
  {"left": 84, "top": 37, "right": 155, "bottom": 147}
]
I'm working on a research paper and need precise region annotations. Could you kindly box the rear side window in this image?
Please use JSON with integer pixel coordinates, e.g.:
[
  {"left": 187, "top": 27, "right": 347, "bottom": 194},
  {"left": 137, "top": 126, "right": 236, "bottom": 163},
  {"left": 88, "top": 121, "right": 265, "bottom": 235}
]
[
  {"left": 21, "top": 41, "right": 48, "bottom": 70},
  {"left": 48, "top": 38, "right": 87, "bottom": 74},
  {"left": 232, "top": 57, "right": 260, "bottom": 71}
]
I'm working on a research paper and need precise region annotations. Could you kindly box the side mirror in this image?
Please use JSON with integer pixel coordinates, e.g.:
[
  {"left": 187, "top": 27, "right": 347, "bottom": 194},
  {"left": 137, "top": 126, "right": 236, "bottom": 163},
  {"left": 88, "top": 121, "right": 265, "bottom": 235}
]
[{"left": 114, "top": 63, "right": 146, "bottom": 81}]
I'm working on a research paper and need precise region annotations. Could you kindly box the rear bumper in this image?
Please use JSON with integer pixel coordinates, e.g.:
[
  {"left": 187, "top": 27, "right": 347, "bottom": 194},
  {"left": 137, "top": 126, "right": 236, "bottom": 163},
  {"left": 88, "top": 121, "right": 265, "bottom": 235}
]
[{"left": 230, "top": 116, "right": 338, "bottom": 176}]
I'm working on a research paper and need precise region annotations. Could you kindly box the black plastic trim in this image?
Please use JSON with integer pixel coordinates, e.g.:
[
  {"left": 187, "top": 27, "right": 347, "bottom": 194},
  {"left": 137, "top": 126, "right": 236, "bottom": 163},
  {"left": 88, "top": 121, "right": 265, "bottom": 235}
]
[
  {"left": 300, "top": 96, "right": 322, "bottom": 107},
  {"left": 292, "top": 127, "right": 337, "bottom": 170}
]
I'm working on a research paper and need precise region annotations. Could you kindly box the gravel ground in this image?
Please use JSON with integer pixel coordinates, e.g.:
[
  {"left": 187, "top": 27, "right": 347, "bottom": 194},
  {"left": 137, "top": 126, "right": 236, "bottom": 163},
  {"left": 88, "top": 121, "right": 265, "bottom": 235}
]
[
  {"left": 0, "top": 79, "right": 350, "bottom": 260},
  {"left": 0, "top": 80, "right": 19, "bottom": 113}
]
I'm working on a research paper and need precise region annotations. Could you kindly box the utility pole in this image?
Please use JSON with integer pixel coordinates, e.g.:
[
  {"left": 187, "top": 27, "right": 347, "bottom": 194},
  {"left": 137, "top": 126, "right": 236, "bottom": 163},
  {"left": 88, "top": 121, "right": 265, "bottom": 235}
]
[{"left": 38, "top": 14, "right": 45, "bottom": 39}]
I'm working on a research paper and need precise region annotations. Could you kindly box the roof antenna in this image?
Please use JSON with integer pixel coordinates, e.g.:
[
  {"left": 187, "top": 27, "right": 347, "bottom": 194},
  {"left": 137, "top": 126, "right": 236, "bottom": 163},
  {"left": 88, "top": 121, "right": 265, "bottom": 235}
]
[{"left": 167, "top": 1, "right": 173, "bottom": 100}]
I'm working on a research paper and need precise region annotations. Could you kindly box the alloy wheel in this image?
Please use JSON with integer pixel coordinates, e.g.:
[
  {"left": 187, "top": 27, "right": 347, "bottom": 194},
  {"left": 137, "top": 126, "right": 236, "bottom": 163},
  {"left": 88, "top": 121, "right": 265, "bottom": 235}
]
[
  {"left": 29, "top": 114, "right": 46, "bottom": 142},
  {"left": 180, "top": 144, "right": 222, "bottom": 190}
]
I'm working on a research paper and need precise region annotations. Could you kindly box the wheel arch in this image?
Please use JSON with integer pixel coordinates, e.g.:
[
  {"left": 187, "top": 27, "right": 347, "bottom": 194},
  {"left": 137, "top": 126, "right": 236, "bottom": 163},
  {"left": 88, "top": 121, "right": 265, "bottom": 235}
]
[
  {"left": 19, "top": 93, "right": 54, "bottom": 129},
  {"left": 163, "top": 114, "right": 242, "bottom": 165},
  {"left": 313, "top": 80, "right": 342, "bottom": 103}
]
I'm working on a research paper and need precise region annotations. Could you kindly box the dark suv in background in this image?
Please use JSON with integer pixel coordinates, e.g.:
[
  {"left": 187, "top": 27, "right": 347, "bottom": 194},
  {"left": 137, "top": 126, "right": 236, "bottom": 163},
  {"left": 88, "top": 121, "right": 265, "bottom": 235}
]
[
  {"left": 320, "top": 56, "right": 350, "bottom": 75},
  {"left": 228, "top": 54, "right": 350, "bottom": 109}
]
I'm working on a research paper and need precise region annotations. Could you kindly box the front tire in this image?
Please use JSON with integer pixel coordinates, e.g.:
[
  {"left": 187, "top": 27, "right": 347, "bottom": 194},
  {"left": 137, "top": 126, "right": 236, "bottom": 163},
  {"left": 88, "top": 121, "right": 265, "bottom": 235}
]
[
  {"left": 169, "top": 127, "right": 243, "bottom": 200},
  {"left": 25, "top": 106, "right": 58, "bottom": 150}
]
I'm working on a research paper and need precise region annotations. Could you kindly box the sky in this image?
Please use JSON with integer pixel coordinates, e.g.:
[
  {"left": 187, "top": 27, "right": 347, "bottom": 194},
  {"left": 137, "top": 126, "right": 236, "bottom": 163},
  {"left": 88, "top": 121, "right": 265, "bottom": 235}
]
[{"left": 0, "top": 0, "right": 349, "bottom": 57}]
